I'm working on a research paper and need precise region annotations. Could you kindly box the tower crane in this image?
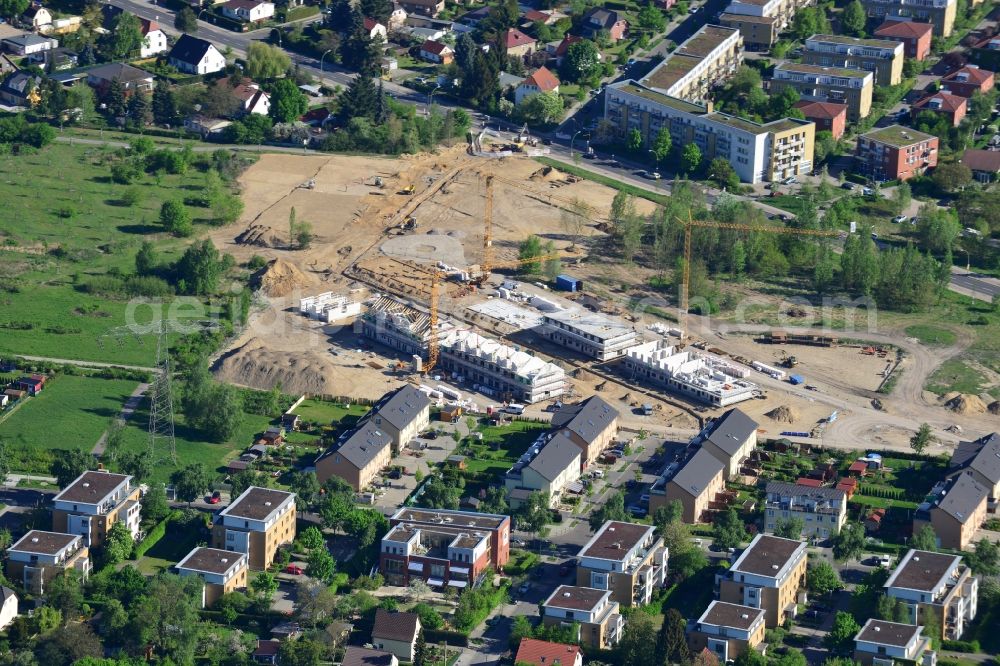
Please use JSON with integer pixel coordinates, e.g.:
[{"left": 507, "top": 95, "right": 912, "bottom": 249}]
[{"left": 480, "top": 174, "right": 494, "bottom": 282}]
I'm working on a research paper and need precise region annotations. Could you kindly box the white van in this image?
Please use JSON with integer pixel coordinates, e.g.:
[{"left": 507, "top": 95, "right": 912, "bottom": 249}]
[{"left": 504, "top": 403, "right": 526, "bottom": 415}]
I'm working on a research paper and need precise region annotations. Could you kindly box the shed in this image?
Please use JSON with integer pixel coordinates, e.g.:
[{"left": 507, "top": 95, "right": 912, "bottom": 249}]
[
  {"left": 445, "top": 455, "right": 467, "bottom": 469},
  {"left": 440, "top": 405, "right": 462, "bottom": 422},
  {"left": 847, "top": 461, "right": 869, "bottom": 477},
  {"left": 281, "top": 413, "right": 300, "bottom": 431},
  {"left": 795, "top": 477, "right": 823, "bottom": 488},
  {"left": 555, "top": 275, "right": 582, "bottom": 292},
  {"left": 228, "top": 459, "right": 251, "bottom": 473}
]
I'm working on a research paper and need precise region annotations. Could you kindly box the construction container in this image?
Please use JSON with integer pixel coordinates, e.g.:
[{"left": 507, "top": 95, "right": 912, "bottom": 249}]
[
  {"left": 789, "top": 375, "right": 805, "bottom": 385},
  {"left": 555, "top": 275, "right": 583, "bottom": 292}
]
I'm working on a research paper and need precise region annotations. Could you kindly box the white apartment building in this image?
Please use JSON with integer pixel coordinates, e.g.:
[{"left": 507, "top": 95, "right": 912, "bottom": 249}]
[
  {"left": 764, "top": 482, "right": 847, "bottom": 538},
  {"left": 539, "top": 309, "right": 638, "bottom": 361},
  {"left": 622, "top": 339, "right": 758, "bottom": 406},
  {"left": 577, "top": 521, "right": 668, "bottom": 607},
  {"left": 299, "top": 292, "right": 362, "bottom": 323}
]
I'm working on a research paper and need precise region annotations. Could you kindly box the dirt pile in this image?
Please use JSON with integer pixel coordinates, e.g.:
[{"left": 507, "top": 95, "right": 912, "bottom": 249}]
[
  {"left": 765, "top": 405, "right": 799, "bottom": 423},
  {"left": 529, "top": 166, "right": 564, "bottom": 183},
  {"left": 943, "top": 392, "right": 988, "bottom": 414},
  {"left": 255, "top": 259, "right": 314, "bottom": 297},
  {"left": 990, "top": 401, "right": 1000, "bottom": 415},
  {"left": 235, "top": 224, "right": 282, "bottom": 247}
]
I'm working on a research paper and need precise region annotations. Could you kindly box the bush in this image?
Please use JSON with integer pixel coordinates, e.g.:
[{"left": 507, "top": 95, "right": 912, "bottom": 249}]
[
  {"left": 132, "top": 510, "right": 180, "bottom": 558},
  {"left": 422, "top": 628, "right": 469, "bottom": 647},
  {"left": 942, "top": 640, "right": 980, "bottom": 653}
]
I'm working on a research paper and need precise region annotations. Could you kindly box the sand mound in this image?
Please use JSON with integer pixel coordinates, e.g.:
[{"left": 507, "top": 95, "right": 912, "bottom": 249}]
[
  {"left": 572, "top": 368, "right": 598, "bottom": 382},
  {"left": 529, "top": 166, "right": 564, "bottom": 182},
  {"left": 944, "top": 393, "right": 988, "bottom": 414},
  {"left": 989, "top": 401, "right": 1000, "bottom": 415},
  {"left": 255, "top": 259, "right": 314, "bottom": 297},
  {"left": 235, "top": 224, "right": 281, "bottom": 247},
  {"left": 765, "top": 405, "right": 799, "bottom": 423}
]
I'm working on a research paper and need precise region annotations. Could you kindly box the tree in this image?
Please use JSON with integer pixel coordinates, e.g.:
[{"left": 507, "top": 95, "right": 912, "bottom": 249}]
[
  {"left": 35, "top": 622, "right": 103, "bottom": 665},
  {"left": 842, "top": 0, "right": 866, "bottom": 36},
  {"left": 707, "top": 157, "right": 740, "bottom": 191},
  {"left": 681, "top": 142, "right": 702, "bottom": 175},
  {"left": 692, "top": 648, "right": 721, "bottom": 666},
  {"left": 230, "top": 470, "right": 269, "bottom": 499},
  {"left": 250, "top": 571, "right": 279, "bottom": 603},
  {"left": 735, "top": 649, "right": 768, "bottom": 666},
  {"left": 246, "top": 42, "right": 290, "bottom": 81},
  {"left": 141, "top": 482, "right": 171, "bottom": 523},
  {"left": 412, "top": 602, "right": 444, "bottom": 630},
  {"left": 892, "top": 182, "right": 912, "bottom": 215},
  {"left": 832, "top": 523, "right": 865, "bottom": 561},
  {"left": 518, "top": 234, "right": 545, "bottom": 275},
  {"left": 520, "top": 90, "right": 563, "bottom": 123},
  {"left": 46, "top": 570, "right": 83, "bottom": 622},
  {"left": 171, "top": 463, "right": 212, "bottom": 505},
  {"left": 270, "top": 78, "right": 309, "bottom": 123},
  {"left": 288, "top": 472, "right": 321, "bottom": 508},
  {"left": 339, "top": 71, "right": 378, "bottom": 121},
  {"left": 968, "top": 538, "right": 999, "bottom": 575},
  {"left": 559, "top": 39, "right": 601, "bottom": 83},
  {"left": 807, "top": 561, "right": 842, "bottom": 596},
  {"left": 877, "top": 594, "right": 909, "bottom": 623},
  {"left": 616, "top": 613, "right": 658, "bottom": 666},
  {"left": 52, "top": 449, "right": 92, "bottom": 487},
  {"left": 175, "top": 6, "right": 198, "bottom": 32},
  {"left": 774, "top": 517, "right": 805, "bottom": 539},
  {"left": 825, "top": 611, "right": 862, "bottom": 654},
  {"left": 637, "top": 4, "right": 666, "bottom": 31},
  {"left": 174, "top": 239, "right": 230, "bottom": 296},
  {"left": 299, "top": 526, "right": 325, "bottom": 551},
  {"left": 414, "top": 631, "right": 428, "bottom": 666},
  {"left": 627, "top": 127, "right": 643, "bottom": 152},
  {"left": 0, "top": 0, "right": 29, "bottom": 18},
  {"left": 910, "top": 423, "right": 934, "bottom": 455},
  {"left": 159, "top": 200, "right": 193, "bottom": 237},
  {"left": 152, "top": 85, "right": 177, "bottom": 126},
  {"left": 932, "top": 162, "right": 972, "bottom": 192},
  {"left": 514, "top": 491, "right": 552, "bottom": 534},
  {"left": 772, "top": 649, "right": 808, "bottom": 666},
  {"left": 101, "top": 12, "right": 144, "bottom": 60},
  {"left": 656, "top": 608, "right": 691, "bottom": 665},
  {"left": 408, "top": 578, "right": 431, "bottom": 602},
  {"left": 306, "top": 546, "right": 336, "bottom": 583},
  {"left": 455, "top": 32, "right": 477, "bottom": 75},
  {"left": 133, "top": 574, "right": 202, "bottom": 664},
  {"left": 652, "top": 499, "right": 683, "bottom": 529},
  {"left": 104, "top": 521, "right": 134, "bottom": 565},
  {"left": 278, "top": 638, "right": 323, "bottom": 666},
  {"left": 712, "top": 507, "right": 748, "bottom": 549},
  {"left": 651, "top": 127, "right": 672, "bottom": 163},
  {"left": 589, "top": 491, "right": 629, "bottom": 531},
  {"left": 910, "top": 525, "right": 938, "bottom": 551}
]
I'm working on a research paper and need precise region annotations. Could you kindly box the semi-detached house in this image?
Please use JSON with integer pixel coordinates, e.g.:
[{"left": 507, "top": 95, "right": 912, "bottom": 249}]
[
  {"left": 505, "top": 430, "right": 582, "bottom": 507},
  {"left": 653, "top": 448, "right": 726, "bottom": 523},
  {"left": 913, "top": 472, "right": 987, "bottom": 552},
  {"left": 949, "top": 432, "right": 1000, "bottom": 506},
  {"left": 697, "top": 408, "right": 759, "bottom": 479},
  {"left": 549, "top": 395, "right": 620, "bottom": 469}
]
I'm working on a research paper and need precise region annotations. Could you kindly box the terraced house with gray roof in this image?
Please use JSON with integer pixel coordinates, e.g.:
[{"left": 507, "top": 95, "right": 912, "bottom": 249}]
[
  {"left": 913, "top": 472, "right": 988, "bottom": 551},
  {"left": 550, "top": 395, "right": 620, "bottom": 469},
  {"left": 949, "top": 432, "right": 1000, "bottom": 506}
]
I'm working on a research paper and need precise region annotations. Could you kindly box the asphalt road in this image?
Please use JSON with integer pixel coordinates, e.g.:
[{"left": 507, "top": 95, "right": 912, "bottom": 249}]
[{"left": 950, "top": 268, "right": 1000, "bottom": 299}]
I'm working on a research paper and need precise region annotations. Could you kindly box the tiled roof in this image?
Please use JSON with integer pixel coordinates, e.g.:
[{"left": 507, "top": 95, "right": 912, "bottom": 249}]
[
  {"left": 505, "top": 28, "right": 536, "bottom": 49},
  {"left": 913, "top": 91, "right": 966, "bottom": 113},
  {"left": 874, "top": 20, "right": 933, "bottom": 38},
  {"left": 521, "top": 66, "right": 560, "bottom": 92},
  {"left": 515, "top": 638, "right": 581, "bottom": 666},
  {"left": 793, "top": 99, "right": 847, "bottom": 120},
  {"left": 372, "top": 609, "right": 420, "bottom": 643}
]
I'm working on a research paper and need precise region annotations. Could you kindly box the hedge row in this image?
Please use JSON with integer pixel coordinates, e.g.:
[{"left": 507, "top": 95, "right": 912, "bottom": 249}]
[
  {"left": 423, "top": 628, "right": 469, "bottom": 647},
  {"left": 941, "top": 640, "right": 980, "bottom": 653},
  {"left": 132, "top": 510, "right": 180, "bottom": 559}
]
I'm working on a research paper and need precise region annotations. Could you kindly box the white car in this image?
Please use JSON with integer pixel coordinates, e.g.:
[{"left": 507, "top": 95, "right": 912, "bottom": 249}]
[{"left": 892, "top": 215, "right": 908, "bottom": 224}]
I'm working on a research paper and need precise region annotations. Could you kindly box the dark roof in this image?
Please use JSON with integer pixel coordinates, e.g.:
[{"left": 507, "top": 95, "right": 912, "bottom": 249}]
[
  {"left": 583, "top": 7, "right": 623, "bottom": 28},
  {"left": 950, "top": 432, "right": 1000, "bottom": 483},
  {"left": 697, "top": 601, "right": 765, "bottom": 630},
  {"left": 176, "top": 547, "right": 246, "bottom": 575},
  {"left": 515, "top": 638, "right": 581, "bottom": 666},
  {"left": 10, "top": 530, "right": 80, "bottom": 555},
  {"left": 0, "top": 586, "right": 15, "bottom": 604},
  {"left": 2, "top": 34, "right": 53, "bottom": 47},
  {"left": 53, "top": 470, "right": 130, "bottom": 505},
  {"left": 544, "top": 585, "right": 608, "bottom": 612},
  {"left": 86, "top": 62, "right": 154, "bottom": 83},
  {"left": 372, "top": 609, "right": 420, "bottom": 643},
  {"left": 526, "top": 432, "right": 581, "bottom": 481},
  {"left": 374, "top": 385, "right": 430, "bottom": 431},
  {"left": 0, "top": 71, "right": 39, "bottom": 97},
  {"left": 221, "top": 486, "right": 294, "bottom": 521},
  {"left": 962, "top": 150, "right": 1000, "bottom": 173},
  {"left": 932, "top": 472, "right": 987, "bottom": 523},
  {"left": 669, "top": 448, "right": 725, "bottom": 498},
  {"left": 318, "top": 421, "right": 392, "bottom": 470},
  {"left": 766, "top": 481, "right": 846, "bottom": 501},
  {"left": 730, "top": 534, "right": 803, "bottom": 578},
  {"left": 253, "top": 639, "right": 281, "bottom": 657},
  {"left": 855, "top": 619, "right": 921, "bottom": 647},
  {"left": 550, "top": 395, "right": 619, "bottom": 444},
  {"left": 169, "top": 34, "right": 215, "bottom": 66},
  {"left": 579, "top": 520, "right": 653, "bottom": 561},
  {"left": 343, "top": 647, "right": 397, "bottom": 666},
  {"left": 421, "top": 39, "right": 451, "bottom": 55},
  {"left": 886, "top": 550, "right": 960, "bottom": 592},
  {"left": 703, "top": 408, "right": 758, "bottom": 455}
]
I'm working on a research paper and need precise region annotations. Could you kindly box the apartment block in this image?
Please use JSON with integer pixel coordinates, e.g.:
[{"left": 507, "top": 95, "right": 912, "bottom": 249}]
[
  {"left": 211, "top": 486, "right": 296, "bottom": 570},
  {"left": 605, "top": 81, "right": 815, "bottom": 184},
  {"left": 6, "top": 531, "right": 90, "bottom": 595},
  {"left": 874, "top": 20, "right": 933, "bottom": 60},
  {"left": 505, "top": 430, "right": 582, "bottom": 507},
  {"left": 622, "top": 339, "right": 759, "bottom": 406},
  {"left": 940, "top": 65, "right": 995, "bottom": 98},
  {"left": 885, "top": 550, "right": 978, "bottom": 641},
  {"left": 853, "top": 619, "right": 937, "bottom": 666},
  {"left": 576, "top": 521, "right": 667, "bottom": 607},
  {"left": 719, "top": 534, "right": 808, "bottom": 628},
  {"left": 550, "top": 395, "right": 620, "bottom": 469},
  {"left": 437, "top": 330, "right": 566, "bottom": 404},
  {"left": 379, "top": 508, "right": 510, "bottom": 589},
  {"left": 913, "top": 473, "right": 988, "bottom": 552},
  {"left": 51, "top": 470, "right": 141, "bottom": 549},
  {"left": 764, "top": 482, "right": 847, "bottom": 538},
  {"left": 771, "top": 63, "right": 873, "bottom": 121},
  {"left": 803, "top": 35, "right": 904, "bottom": 87},
  {"left": 856, "top": 125, "right": 938, "bottom": 181},
  {"left": 949, "top": 432, "right": 1000, "bottom": 504},
  {"left": 541, "top": 586, "right": 624, "bottom": 649},
  {"left": 539, "top": 309, "right": 638, "bottom": 361},
  {"left": 687, "top": 601, "right": 767, "bottom": 662},
  {"left": 652, "top": 448, "right": 726, "bottom": 523},
  {"left": 720, "top": 0, "right": 812, "bottom": 48},
  {"left": 175, "top": 547, "right": 249, "bottom": 608},
  {"left": 698, "top": 408, "right": 759, "bottom": 479},
  {"left": 862, "top": 0, "right": 956, "bottom": 37},
  {"left": 640, "top": 24, "right": 744, "bottom": 105}
]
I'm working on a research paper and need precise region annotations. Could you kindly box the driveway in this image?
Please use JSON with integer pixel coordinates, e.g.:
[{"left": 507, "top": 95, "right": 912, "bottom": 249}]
[{"left": 270, "top": 580, "right": 298, "bottom": 615}]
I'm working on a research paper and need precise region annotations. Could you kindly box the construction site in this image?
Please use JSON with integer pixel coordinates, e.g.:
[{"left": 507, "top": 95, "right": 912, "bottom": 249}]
[{"left": 209, "top": 140, "right": 998, "bottom": 455}]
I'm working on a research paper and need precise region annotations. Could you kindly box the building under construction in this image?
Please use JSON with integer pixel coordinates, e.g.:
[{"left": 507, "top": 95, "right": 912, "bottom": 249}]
[
  {"left": 623, "top": 339, "right": 758, "bottom": 407},
  {"left": 355, "top": 295, "right": 456, "bottom": 359}
]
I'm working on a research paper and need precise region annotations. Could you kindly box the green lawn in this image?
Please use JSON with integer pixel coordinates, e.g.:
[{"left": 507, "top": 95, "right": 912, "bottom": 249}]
[
  {"left": 660, "top": 564, "right": 717, "bottom": 618},
  {"left": 0, "top": 375, "right": 139, "bottom": 455},
  {"left": 291, "top": 399, "right": 369, "bottom": 426},
  {"left": 904, "top": 325, "right": 957, "bottom": 346},
  {"left": 464, "top": 420, "right": 549, "bottom": 475},
  {"left": 135, "top": 516, "right": 207, "bottom": 574},
  {"left": 925, "top": 359, "right": 987, "bottom": 396}
]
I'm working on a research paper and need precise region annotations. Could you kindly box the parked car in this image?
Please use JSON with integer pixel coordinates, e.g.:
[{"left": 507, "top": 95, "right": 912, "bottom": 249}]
[
  {"left": 519, "top": 582, "right": 532, "bottom": 594},
  {"left": 285, "top": 565, "right": 304, "bottom": 575},
  {"left": 207, "top": 491, "right": 221, "bottom": 504},
  {"left": 892, "top": 215, "right": 908, "bottom": 224},
  {"left": 862, "top": 187, "right": 875, "bottom": 196},
  {"left": 841, "top": 182, "right": 855, "bottom": 190},
  {"left": 783, "top": 176, "right": 799, "bottom": 185},
  {"left": 423, "top": 430, "right": 439, "bottom": 439},
  {"left": 512, "top": 538, "right": 527, "bottom": 547}
]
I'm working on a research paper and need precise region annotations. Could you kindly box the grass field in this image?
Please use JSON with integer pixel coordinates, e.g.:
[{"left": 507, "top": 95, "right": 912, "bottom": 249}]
[
  {"left": 292, "top": 399, "right": 369, "bottom": 427},
  {"left": 464, "top": 420, "right": 549, "bottom": 475},
  {"left": 926, "top": 358, "right": 987, "bottom": 396},
  {"left": 904, "top": 324, "right": 957, "bottom": 346}
]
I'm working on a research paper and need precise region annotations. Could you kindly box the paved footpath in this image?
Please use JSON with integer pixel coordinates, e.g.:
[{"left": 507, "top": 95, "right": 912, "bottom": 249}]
[{"left": 91, "top": 383, "right": 150, "bottom": 456}]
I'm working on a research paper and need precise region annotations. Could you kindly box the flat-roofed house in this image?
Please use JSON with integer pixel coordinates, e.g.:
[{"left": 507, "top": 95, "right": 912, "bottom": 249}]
[
  {"left": 719, "top": 534, "right": 808, "bottom": 627},
  {"left": 6, "top": 531, "right": 90, "bottom": 595},
  {"left": 576, "top": 520, "right": 667, "bottom": 607},
  {"left": 371, "top": 609, "right": 421, "bottom": 661},
  {"left": 912, "top": 472, "right": 988, "bottom": 553},
  {"left": 541, "top": 585, "right": 624, "bottom": 649},
  {"left": 884, "top": 549, "right": 978, "bottom": 641},
  {"left": 653, "top": 448, "right": 726, "bottom": 523},
  {"left": 771, "top": 63, "right": 873, "bottom": 122},
  {"left": 853, "top": 619, "right": 937, "bottom": 666},
  {"left": 539, "top": 309, "right": 638, "bottom": 361},
  {"left": 211, "top": 486, "right": 296, "bottom": 570},
  {"left": 175, "top": 547, "right": 249, "bottom": 608},
  {"left": 52, "top": 470, "right": 141, "bottom": 549},
  {"left": 550, "top": 396, "right": 620, "bottom": 469},
  {"left": 687, "top": 601, "right": 767, "bottom": 662},
  {"left": 802, "top": 34, "right": 904, "bottom": 86}
]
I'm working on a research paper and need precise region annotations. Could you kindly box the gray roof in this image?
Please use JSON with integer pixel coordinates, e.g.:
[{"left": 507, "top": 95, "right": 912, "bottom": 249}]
[
  {"left": 951, "top": 433, "right": 1000, "bottom": 485},
  {"left": 86, "top": 62, "right": 153, "bottom": 83},
  {"left": 372, "top": 609, "right": 420, "bottom": 643},
  {"left": 1, "top": 586, "right": 17, "bottom": 604},
  {"left": 669, "top": 448, "right": 724, "bottom": 498},
  {"left": 550, "top": 396, "right": 619, "bottom": 445},
  {"left": 703, "top": 408, "right": 758, "bottom": 455},
  {"left": 855, "top": 619, "right": 921, "bottom": 648},
  {"left": 766, "top": 481, "right": 846, "bottom": 501},
  {"left": 0, "top": 71, "right": 39, "bottom": 97},
  {"left": 526, "top": 432, "right": 582, "bottom": 481},
  {"left": 933, "top": 472, "right": 987, "bottom": 523},
  {"left": 342, "top": 647, "right": 397, "bottom": 666},
  {"left": 320, "top": 422, "right": 392, "bottom": 469},
  {"left": 374, "top": 385, "right": 430, "bottom": 432},
  {"left": 3, "top": 34, "right": 54, "bottom": 47}
]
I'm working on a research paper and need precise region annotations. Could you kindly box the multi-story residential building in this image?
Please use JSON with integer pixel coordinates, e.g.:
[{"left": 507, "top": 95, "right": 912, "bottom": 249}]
[
  {"left": 437, "top": 330, "right": 566, "bottom": 404},
  {"left": 539, "top": 309, "right": 638, "bottom": 361},
  {"left": 719, "top": 534, "right": 808, "bottom": 627},
  {"left": 175, "top": 547, "right": 249, "bottom": 608},
  {"left": 885, "top": 550, "right": 978, "bottom": 641},
  {"left": 576, "top": 521, "right": 668, "bottom": 607},
  {"left": 861, "top": 0, "right": 956, "bottom": 37},
  {"left": 640, "top": 24, "right": 744, "bottom": 105},
  {"left": 687, "top": 601, "right": 767, "bottom": 662},
  {"left": 856, "top": 125, "right": 938, "bottom": 181},
  {"left": 505, "top": 431, "right": 582, "bottom": 507},
  {"left": 792, "top": 100, "right": 848, "bottom": 138},
  {"left": 949, "top": 432, "right": 1000, "bottom": 504},
  {"left": 211, "top": 487, "right": 296, "bottom": 570},
  {"left": 764, "top": 482, "right": 847, "bottom": 539},
  {"left": 379, "top": 508, "right": 510, "bottom": 588},
  {"left": 913, "top": 473, "right": 988, "bottom": 551},
  {"left": 912, "top": 91, "right": 967, "bottom": 126},
  {"left": 550, "top": 396, "right": 620, "bottom": 469},
  {"left": 771, "top": 63, "right": 874, "bottom": 121},
  {"left": 541, "top": 586, "right": 624, "bottom": 649},
  {"left": 6, "top": 531, "right": 90, "bottom": 594},
  {"left": 51, "top": 470, "right": 141, "bottom": 549},
  {"left": 720, "top": 0, "right": 812, "bottom": 49},
  {"left": 853, "top": 619, "right": 937, "bottom": 666},
  {"left": 697, "top": 408, "right": 759, "bottom": 479},
  {"left": 803, "top": 35, "right": 904, "bottom": 87},
  {"left": 940, "top": 65, "right": 996, "bottom": 99},
  {"left": 357, "top": 295, "right": 456, "bottom": 360},
  {"left": 605, "top": 82, "right": 815, "bottom": 184},
  {"left": 652, "top": 448, "right": 727, "bottom": 523},
  {"left": 874, "top": 20, "right": 933, "bottom": 59}
]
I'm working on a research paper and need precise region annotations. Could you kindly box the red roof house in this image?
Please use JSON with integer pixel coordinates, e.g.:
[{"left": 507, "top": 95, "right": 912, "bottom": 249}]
[
  {"left": 796, "top": 477, "right": 824, "bottom": 488},
  {"left": 505, "top": 28, "right": 537, "bottom": 57},
  {"left": 912, "top": 91, "right": 967, "bottom": 126},
  {"left": 793, "top": 100, "right": 847, "bottom": 139},
  {"left": 941, "top": 65, "right": 995, "bottom": 98},
  {"left": 419, "top": 39, "right": 454, "bottom": 64},
  {"left": 848, "top": 461, "right": 869, "bottom": 477},
  {"left": 874, "top": 20, "right": 933, "bottom": 60},
  {"left": 515, "top": 638, "right": 583, "bottom": 666},
  {"left": 515, "top": 66, "right": 560, "bottom": 104}
]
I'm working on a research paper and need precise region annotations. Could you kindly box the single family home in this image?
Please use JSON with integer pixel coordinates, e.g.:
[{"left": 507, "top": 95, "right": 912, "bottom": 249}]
[
  {"left": 168, "top": 34, "right": 227, "bottom": 75},
  {"left": 505, "top": 27, "right": 536, "bottom": 57},
  {"left": 85, "top": 62, "right": 155, "bottom": 98},
  {"left": 22, "top": 6, "right": 53, "bottom": 30},
  {"left": 2, "top": 34, "right": 58, "bottom": 57},
  {"left": 0, "top": 71, "right": 41, "bottom": 107},
  {"left": 364, "top": 18, "right": 388, "bottom": 40},
  {"left": 419, "top": 39, "right": 453, "bottom": 63},
  {"left": 139, "top": 19, "right": 169, "bottom": 57},
  {"left": 580, "top": 7, "right": 627, "bottom": 41},
  {"left": 221, "top": 0, "right": 275, "bottom": 22},
  {"left": 342, "top": 647, "right": 399, "bottom": 666},
  {"left": 515, "top": 66, "right": 560, "bottom": 105},
  {"left": 371, "top": 609, "right": 421, "bottom": 662}
]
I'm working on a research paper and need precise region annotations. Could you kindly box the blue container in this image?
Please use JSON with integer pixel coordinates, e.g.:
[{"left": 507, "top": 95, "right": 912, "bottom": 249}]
[{"left": 555, "top": 275, "right": 582, "bottom": 292}]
